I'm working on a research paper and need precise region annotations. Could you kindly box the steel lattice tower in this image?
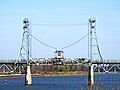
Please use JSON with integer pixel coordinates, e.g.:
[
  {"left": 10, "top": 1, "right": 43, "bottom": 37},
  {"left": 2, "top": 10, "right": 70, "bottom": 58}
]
[
  {"left": 19, "top": 18, "right": 32, "bottom": 62},
  {"left": 88, "top": 17, "right": 103, "bottom": 62},
  {"left": 88, "top": 17, "right": 103, "bottom": 86},
  {"left": 18, "top": 18, "right": 32, "bottom": 85}
]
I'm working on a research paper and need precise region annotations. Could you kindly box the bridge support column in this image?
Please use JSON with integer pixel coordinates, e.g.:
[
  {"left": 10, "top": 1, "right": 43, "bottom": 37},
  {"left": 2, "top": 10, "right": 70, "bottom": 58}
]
[
  {"left": 25, "top": 65, "right": 32, "bottom": 85},
  {"left": 88, "top": 64, "right": 94, "bottom": 86}
]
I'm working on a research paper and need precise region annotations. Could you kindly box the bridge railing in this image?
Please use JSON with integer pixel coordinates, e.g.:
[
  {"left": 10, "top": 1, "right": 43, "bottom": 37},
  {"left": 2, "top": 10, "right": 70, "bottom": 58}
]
[{"left": 0, "top": 59, "right": 120, "bottom": 65}]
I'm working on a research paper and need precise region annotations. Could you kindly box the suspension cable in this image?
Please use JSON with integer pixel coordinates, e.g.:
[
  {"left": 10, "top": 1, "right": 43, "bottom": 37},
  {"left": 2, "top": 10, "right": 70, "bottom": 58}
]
[
  {"left": 32, "top": 23, "right": 88, "bottom": 26},
  {"left": 28, "top": 31, "right": 88, "bottom": 50},
  {"left": 27, "top": 31, "right": 57, "bottom": 50},
  {"left": 61, "top": 33, "right": 89, "bottom": 50}
]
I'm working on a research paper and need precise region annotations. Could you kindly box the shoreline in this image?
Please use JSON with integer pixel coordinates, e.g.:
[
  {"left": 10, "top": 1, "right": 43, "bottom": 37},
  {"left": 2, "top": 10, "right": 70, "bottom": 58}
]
[
  {"left": 0, "top": 72, "right": 119, "bottom": 77},
  {"left": 0, "top": 74, "right": 84, "bottom": 78},
  {"left": 0, "top": 71, "right": 87, "bottom": 77}
]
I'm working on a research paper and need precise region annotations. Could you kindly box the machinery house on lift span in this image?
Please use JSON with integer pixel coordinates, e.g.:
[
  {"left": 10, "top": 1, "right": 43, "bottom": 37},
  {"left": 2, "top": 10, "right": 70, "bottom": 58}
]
[{"left": 53, "top": 50, "right": 64, "bottom": 65}]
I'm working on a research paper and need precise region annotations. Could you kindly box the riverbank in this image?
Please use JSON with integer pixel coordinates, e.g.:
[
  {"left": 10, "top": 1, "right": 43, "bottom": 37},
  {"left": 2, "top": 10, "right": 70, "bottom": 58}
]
[{"left": 0, "top": 71, "right": 87, "bottom": 77}]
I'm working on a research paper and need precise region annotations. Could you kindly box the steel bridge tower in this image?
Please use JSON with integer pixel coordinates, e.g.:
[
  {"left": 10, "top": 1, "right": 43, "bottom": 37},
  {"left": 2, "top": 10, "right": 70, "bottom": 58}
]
[
  {"left": 88, "top": 18, "right": 103, "bottom": 61},
  {"left": 19, "top": 18, "right": 32, "bottom": 61},
  {"left": 88, "top": 17, "right": 103, "bottom": 86},
  {"left": 19, "top": 18, "right": 32, "bottom": 85}
]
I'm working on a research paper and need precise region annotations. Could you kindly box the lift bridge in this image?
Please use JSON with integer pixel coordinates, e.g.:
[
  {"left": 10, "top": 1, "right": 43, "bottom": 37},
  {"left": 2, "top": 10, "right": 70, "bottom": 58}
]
[
  {"left": 0, "top": 18, "right": 120, "bottom": 85},
  {"left": 0, "top": 59, "right": 120, "bottom": 73}
]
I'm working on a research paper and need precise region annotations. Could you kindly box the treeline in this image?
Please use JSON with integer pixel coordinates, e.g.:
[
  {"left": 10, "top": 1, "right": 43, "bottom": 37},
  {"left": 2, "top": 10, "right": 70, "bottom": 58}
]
[{"left": 31, "top": 64, "right": 88, "bottom": 75}]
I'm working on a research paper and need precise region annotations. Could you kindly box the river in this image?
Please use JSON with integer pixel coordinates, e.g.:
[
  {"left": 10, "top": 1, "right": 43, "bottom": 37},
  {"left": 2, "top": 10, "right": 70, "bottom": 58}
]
[{"left": 0, "top": 73, "right": 120, "bottom": 90}]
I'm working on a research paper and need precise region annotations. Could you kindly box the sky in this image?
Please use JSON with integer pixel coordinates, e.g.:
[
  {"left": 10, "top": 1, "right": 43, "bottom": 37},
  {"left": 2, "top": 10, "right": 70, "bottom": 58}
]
[{"left": 0, "top": 0, "right": 120, "bottom": 60}]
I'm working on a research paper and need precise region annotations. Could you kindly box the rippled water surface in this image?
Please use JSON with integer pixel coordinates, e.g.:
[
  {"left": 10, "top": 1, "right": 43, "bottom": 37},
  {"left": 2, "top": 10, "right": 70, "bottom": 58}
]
[{"left": 0, "top": 73, "right": 120, "bottom": 90}]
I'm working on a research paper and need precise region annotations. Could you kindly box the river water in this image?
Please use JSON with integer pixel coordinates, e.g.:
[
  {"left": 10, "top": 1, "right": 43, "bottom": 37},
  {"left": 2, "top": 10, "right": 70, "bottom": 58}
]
[{"left": 0, "top": 73, "right": 120, "bottom": 90}]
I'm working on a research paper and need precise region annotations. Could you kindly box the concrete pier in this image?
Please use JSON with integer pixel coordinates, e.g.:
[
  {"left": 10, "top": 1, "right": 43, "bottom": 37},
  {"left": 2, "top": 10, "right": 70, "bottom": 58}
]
[
  {"left": 88, "top": 64, "right": 94, "bottom": 86},
  {"left": 25, "top": 65, "right": 32, "bottom": 85}
]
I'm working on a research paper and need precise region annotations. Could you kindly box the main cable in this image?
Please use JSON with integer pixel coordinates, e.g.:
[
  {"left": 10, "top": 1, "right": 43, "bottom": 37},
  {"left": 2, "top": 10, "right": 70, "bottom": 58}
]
[
  {"left": 32, "top": 23, "right": 88, "bottom": 26},
  {"left": 61, "top": 33, "right": 89, "bottom": 50},
  {"left": 27, "top": 31, "right": 57, "bottom": 50}
]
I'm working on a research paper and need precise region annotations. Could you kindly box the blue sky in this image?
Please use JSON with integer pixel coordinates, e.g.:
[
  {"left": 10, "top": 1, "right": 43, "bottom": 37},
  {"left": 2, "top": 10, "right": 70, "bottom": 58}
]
[{"left": 0, "top": 0, "right": 120, "bottom": 59}]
